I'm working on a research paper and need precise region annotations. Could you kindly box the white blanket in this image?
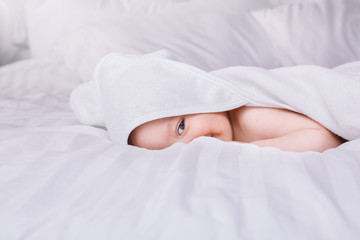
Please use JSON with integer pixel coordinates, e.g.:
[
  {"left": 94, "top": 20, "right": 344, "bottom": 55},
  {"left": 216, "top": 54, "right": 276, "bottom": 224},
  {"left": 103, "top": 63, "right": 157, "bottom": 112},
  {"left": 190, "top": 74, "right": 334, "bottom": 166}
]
[
  {"left": 212, "top": 62, "right": 360, "bottom": 140},
  {"left": 1, "top": 59, "right": 360, "bottom": 239}
]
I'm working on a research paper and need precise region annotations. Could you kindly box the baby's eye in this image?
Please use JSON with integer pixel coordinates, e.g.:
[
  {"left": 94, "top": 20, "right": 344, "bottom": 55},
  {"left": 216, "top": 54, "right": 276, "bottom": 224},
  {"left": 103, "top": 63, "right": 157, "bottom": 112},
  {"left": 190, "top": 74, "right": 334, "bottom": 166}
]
[{"left": 177, "top": 119, "right": 185, "bottom": 136}]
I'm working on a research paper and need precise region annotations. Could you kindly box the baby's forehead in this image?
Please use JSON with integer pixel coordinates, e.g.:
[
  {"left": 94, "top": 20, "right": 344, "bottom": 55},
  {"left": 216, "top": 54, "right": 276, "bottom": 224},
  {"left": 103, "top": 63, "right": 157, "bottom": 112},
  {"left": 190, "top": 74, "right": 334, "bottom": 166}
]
[
  {"left": 143, "top": 117, "right": 172, "bottom": 128},
  {"left": 133, "top": 116, "right": 174, "bottom": 135}
]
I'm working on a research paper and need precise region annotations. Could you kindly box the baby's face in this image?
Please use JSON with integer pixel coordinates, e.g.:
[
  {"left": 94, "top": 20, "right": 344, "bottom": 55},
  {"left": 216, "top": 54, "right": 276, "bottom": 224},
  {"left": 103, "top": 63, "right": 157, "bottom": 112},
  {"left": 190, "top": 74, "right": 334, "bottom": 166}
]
[{"left": 130, "top": 112, "right": 233, "bottom": 150}]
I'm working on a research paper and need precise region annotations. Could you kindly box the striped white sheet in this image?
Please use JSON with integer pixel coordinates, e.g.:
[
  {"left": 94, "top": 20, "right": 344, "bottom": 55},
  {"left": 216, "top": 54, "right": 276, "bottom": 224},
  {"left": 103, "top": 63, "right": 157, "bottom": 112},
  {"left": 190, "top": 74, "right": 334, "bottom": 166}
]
[{"left": 0, "top": 59, "right": 360, "bottom": 239}]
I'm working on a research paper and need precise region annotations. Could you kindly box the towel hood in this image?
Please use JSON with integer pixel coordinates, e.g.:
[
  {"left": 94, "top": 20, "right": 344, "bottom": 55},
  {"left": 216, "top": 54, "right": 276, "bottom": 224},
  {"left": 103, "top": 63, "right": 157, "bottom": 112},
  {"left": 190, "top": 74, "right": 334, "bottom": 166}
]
[{"left": 70, "top": 51, "right": 248, "bottom": 144}]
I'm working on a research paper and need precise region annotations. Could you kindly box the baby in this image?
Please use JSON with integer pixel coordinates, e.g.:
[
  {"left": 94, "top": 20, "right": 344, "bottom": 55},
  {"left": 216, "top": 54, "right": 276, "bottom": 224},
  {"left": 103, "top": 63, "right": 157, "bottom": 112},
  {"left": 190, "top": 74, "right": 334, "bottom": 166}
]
[
  {"left": 70, "top": 52, "right": 350, "bottom": 153},
  {"left": 128, "top": 106, "right": 342, "bottom": 152}
]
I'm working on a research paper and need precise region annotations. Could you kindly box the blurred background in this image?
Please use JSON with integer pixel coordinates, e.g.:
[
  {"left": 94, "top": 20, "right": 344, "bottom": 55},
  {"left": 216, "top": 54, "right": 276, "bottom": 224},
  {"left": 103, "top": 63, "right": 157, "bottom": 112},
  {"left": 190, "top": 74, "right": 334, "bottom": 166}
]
[
  {"left": 1, "top": 0, "right": 359, "bottom": 77},
  {"left": 0, "top": 0, "right": 322, "bottom": 65}
]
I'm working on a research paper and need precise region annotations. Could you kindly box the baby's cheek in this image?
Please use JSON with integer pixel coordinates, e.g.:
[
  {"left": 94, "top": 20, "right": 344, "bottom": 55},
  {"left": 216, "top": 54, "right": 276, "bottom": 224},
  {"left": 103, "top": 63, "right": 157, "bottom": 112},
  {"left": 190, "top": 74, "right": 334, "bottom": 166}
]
[{"left": 190, "top": 127, "right": 211, "bottom": 141}]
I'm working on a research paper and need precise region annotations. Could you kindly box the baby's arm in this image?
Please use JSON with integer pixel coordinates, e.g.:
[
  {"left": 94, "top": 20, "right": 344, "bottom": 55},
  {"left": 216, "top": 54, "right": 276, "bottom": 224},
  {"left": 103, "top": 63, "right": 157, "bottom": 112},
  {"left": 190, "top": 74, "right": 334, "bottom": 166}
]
[
  {"left": 233, "top": 107, "right": 341, "bottom": 152},
  {"left": 251, "top": 128, "right": 340, "bottom": 152}
]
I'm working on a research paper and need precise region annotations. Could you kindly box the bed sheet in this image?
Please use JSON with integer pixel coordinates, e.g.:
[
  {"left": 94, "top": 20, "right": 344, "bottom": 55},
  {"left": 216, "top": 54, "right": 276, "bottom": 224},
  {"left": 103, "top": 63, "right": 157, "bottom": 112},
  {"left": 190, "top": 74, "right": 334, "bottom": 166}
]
[{"left": 1, "top": 59, "right": 360, "bottom": 239}]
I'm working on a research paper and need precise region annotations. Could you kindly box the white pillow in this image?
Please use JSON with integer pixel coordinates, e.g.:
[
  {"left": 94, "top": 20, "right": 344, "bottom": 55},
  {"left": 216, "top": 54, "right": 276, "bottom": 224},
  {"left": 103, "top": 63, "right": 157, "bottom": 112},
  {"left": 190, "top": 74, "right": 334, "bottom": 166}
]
[
  {"left": 252, "top": 0, "right": 360, "bottom": 67},
  {"left": 57, "top": 0, "right": 281, "bottom": 81},
  {"left": 25, "top": 0, "right": 191, "bottom": 59},
  {"left": 0, "top": 0, "right": 29, "bottom": 66}
]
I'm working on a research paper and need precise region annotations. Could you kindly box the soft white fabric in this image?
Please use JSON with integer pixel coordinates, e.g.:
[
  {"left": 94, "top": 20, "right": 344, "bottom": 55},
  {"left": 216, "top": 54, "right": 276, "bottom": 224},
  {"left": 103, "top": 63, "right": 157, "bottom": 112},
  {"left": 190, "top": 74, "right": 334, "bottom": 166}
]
[
  {"left": 0, "top": 0, "right": 29, "bottom": 66},
  {"left": 252, "top": 0, "right": 360, "bottom": 67},
  {"left": 70, "top": 51, "right": 248, "bottom": 144},
  {"left": 25, "top": 0, "right": 191, "bottom": 58},
  {"left": 71, "top": 52, "right": 360, "bottom": 145},
  {"left": 1, "top": 59, "right": 360, "bottom": 239},
  {"left": 1, "top": 132, "right": 360, "bottom": 240},
  {"left": 0, "top": 59, "right": 81, "bottom": 129},
  {"left": 58, "top": 0, "right": 279, "bottom": 82}
]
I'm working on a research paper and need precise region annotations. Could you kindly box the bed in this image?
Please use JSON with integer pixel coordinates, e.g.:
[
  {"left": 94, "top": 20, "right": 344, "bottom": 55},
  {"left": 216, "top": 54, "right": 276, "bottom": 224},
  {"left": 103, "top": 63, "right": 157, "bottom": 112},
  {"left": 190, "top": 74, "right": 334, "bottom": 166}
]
[{"left": 1, "top": 0, "right": 360, "bottom": 239}]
